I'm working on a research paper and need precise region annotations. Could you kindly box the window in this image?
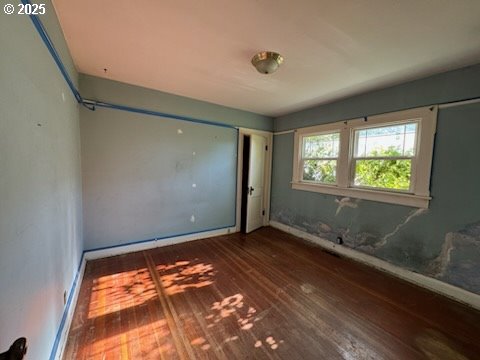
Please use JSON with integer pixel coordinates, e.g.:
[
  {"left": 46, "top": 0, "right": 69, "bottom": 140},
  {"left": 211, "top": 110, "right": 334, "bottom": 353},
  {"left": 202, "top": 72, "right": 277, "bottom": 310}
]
[
  {"left": 292, "top": 106, "right": 437, "bottom": 208},
  {"left": 301, "top": 132, "right": 339, "bottom": 184},
  {"left": 352, "top": 122, "right": 417, "bottom": 191}
]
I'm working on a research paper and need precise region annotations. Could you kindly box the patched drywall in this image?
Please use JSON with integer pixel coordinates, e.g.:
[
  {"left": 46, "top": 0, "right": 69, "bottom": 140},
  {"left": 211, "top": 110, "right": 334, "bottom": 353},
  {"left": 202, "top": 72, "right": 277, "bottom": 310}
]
[
  {"left": 0, "top": 1, "right": 83, "bottom": 358},
  {"left": 271, "top": 69, "right": 480, "bottom": 295}
]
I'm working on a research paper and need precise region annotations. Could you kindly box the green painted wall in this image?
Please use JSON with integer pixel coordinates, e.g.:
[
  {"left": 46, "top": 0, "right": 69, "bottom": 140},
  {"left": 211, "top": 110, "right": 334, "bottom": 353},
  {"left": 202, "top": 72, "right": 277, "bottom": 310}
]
[
  {"left": 0, "top": 1, "right": 82, "bottom": 358},
  {"left": 271, "top": 64, "right": 480, "bottom": 295}
]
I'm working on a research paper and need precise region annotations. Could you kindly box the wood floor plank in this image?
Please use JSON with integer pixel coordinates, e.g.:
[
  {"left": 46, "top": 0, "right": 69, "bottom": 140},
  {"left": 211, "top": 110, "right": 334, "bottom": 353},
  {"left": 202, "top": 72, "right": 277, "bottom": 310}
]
[
  {"left": 251, "top": 230, "right": 480, "bottom": 351},
  {"left": 219, "top": 234, "right": 440, "bottom": 355},
  {"left": 63, "top": 227, "right": 480, "bottom": 359}
]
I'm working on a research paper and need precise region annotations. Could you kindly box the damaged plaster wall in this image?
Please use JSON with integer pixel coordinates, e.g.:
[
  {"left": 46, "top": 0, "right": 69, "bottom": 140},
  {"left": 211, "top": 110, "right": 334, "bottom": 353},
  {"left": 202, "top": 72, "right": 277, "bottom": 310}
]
[{"left": 271, "top": 64, "right": 480, "bottom": 295}]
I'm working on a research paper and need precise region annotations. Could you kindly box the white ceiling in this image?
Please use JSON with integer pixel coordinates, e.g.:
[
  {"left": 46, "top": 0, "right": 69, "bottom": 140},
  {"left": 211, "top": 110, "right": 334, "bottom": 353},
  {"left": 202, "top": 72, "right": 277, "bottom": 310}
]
[{"left": 52, "top": 0, "right": 480, "bottom": 117}]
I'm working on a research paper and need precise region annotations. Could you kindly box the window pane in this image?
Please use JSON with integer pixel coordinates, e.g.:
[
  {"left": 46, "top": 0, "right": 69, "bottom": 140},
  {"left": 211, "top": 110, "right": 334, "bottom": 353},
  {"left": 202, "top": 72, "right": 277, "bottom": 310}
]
[
  {"left": 354, "top": 159, "right": 411, "bottom": 190},
  {"left": 303, "top": 133, "right": 340, "bottom": 158},
  {"left": 302, "top": 160, "right": 336, "bottom": 184},
  {"left": 354, "top": 122, "right": 417, "bottom": 157}
]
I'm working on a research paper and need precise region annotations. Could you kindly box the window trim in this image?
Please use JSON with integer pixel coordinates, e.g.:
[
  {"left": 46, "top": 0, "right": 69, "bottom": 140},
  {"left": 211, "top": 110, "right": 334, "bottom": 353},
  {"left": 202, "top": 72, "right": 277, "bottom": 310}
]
[{"left": 292, "top": 106, "right": 438, "bottom": 208}]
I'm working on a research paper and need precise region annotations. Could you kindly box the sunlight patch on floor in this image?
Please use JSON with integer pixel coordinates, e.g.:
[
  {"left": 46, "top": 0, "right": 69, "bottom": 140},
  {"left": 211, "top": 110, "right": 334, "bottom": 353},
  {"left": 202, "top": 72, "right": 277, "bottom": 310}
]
[
  {"left": 88, "top": 268, "right": 156, "bottom": 319},
  {"left": 85, "top": 319, "right": 172, "bottom": 359},
  {"left": 157, "top": 260, "right": 216, "bottom": 296}
]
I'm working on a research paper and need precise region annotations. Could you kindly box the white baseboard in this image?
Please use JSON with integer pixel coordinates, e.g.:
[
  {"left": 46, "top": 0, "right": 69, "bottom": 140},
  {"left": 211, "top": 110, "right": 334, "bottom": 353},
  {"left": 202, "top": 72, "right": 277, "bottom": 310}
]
[
  {"left": 53, "top": 256, "right": 87, "bottom": 360},
  {"left": 269, "top": 220, "right": 480, "bottom": 311},
  {"left": 84, "top": 226, "right": 237, "bottom": 261}
]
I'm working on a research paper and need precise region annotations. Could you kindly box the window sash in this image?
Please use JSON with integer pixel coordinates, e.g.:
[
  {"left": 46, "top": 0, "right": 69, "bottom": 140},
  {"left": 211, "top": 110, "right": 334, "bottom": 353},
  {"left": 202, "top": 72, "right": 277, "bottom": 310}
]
[
  {"left": 350, "top": 120, "right": 419, "bottom": 193},
  {"left": 301, "top": 132, "right": 340, "bottom": 159},
  {"left": 351, "top": 155, "right": 413, "bottom": 161},
  {"left": 300, "top": 132, "right": 340, "bottom": 184}
]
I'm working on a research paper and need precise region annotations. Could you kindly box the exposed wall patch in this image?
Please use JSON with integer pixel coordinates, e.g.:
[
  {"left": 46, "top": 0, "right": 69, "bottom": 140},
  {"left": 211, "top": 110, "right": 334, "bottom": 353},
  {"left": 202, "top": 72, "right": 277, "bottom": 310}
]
[
  {"left": 427, "top": 234, "right": 455, "bottom": 278},
  {"left": 427, "top": 221, "right": 480, "bottom": 292},
  {"left": 377, "top": 208, "right": 427, "bottom": 249},
  {"left": 334, "top": 197, "right": 359, "bottom": 216}
]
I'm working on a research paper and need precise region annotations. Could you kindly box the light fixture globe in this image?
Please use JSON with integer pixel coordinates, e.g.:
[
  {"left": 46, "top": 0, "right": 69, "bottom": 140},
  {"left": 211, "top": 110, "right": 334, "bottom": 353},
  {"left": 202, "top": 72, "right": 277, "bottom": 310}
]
[{"left": 251, "top": 51, "right": 284, "bottom": 74}]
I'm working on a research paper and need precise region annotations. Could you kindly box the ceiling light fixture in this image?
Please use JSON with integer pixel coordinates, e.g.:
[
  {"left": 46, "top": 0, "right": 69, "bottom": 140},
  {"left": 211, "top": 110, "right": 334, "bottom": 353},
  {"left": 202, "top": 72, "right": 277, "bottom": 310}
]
[{"left": 251, "top": 51, "right": 284, "bottom": 74}]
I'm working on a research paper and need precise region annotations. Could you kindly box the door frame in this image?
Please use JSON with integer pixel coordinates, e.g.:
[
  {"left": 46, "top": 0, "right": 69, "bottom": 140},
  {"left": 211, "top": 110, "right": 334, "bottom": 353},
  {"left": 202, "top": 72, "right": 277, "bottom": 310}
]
[{"left": 235, "top": 128, "right": 273, "bottom": 232}]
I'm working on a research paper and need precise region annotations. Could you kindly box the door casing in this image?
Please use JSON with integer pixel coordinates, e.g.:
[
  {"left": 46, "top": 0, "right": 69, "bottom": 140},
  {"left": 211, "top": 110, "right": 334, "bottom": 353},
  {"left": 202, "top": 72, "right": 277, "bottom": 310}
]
[{"left": 235, "top": 128, "right": 273, "bottom": 233}]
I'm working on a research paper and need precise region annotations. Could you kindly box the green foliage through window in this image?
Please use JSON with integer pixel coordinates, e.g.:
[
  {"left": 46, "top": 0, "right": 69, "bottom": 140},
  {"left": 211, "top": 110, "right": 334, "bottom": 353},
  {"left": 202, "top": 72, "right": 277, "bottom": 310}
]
[
  {"left": 354, "top": 147, "right": 411, "bottom": 190},
  {"left": 303, "top": 160, "right": 336, "bottom": 184},
  {"left": 301, "top": 132, "right": 339, "bottom": 184}
]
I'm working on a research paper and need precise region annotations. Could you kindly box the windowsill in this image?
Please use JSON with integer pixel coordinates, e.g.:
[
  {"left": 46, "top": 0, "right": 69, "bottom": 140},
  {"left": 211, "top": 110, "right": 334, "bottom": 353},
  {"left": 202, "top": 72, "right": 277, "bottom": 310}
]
[{"left": 291, "top": 181, "right": 430, "bottom": 208}]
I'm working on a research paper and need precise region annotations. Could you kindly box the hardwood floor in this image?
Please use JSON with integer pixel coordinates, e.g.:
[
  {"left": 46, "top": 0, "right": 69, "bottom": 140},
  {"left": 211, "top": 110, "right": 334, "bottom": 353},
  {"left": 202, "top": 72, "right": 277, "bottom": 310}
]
[{"left": 64, "top": 227, "right": 480, "bottom": 359}]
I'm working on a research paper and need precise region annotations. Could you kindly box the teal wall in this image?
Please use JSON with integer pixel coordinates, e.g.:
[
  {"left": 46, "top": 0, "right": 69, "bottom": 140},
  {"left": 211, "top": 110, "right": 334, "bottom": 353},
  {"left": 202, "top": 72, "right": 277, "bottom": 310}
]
[
  {"left": 271, "top": 64, "right": 480, "bottom": 294},
  {"left": 79, "top": 75, "right": 271, "bottom": 250},
  {"left": 80, "top": 105, "right": 237, "bottom": 250},
  {"left": 275, "top": 64, "right": 480, "bottom": 132},
  {"left": 0, "top": 1, "right": 83, "bottom": 358}
]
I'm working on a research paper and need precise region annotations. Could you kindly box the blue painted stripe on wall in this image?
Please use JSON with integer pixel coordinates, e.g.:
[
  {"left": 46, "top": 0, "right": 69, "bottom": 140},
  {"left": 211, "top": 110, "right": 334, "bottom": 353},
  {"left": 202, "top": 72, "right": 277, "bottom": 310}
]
[
  {"left": 23, "top": 4, "right": 239, "bottom": 358},
  {"left": 84, "top": 225, "right": 236, "bottom": 253},
  {"left": 48, "top": 253, "right": 85, "bottom": 360},
  {"left": 21, "top": 0, "right": 82, "bottom": 102},
  {"left": 47, "top": 224, "right": 235, "bottom": 359},
  {"left": 22, "top": 0, "right": 241, "bottom": 130},
  {"left": 82, "top": 99, "right": 237, "bottom": 129}
]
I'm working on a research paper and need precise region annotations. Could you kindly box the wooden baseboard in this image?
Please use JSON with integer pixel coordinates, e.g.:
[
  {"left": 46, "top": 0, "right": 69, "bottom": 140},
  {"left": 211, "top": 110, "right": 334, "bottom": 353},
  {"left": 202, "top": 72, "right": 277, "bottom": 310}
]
[{"left": 269, "top": 220, "right": 480, "bottom": 311}]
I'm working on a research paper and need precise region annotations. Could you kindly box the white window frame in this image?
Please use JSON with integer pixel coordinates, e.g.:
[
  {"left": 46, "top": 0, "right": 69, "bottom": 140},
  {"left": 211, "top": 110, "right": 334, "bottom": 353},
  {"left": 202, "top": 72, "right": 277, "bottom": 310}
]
[
  {"left": 292, "top": 106, "right": 438, "bottom": 208},
  {"left": 300, "top": 130, "right": 341, "bottom": 185}
]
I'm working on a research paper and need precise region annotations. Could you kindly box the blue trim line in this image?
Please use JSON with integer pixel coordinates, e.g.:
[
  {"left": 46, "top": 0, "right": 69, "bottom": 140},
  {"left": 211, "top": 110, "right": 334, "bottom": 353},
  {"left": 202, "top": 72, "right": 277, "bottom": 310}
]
[
  {"left": 25, "top": 4, "right": 240, "bottom": 358},
  {"left": 82, "top": 99, "right": 237, "bottom": 129},
  {"left": 22, "top": 0, "right": 239, "bottom": 130},
  {"left": 48, "top": 252, "right": 84, "bottom": 360},
  {"left": 84, "top": 225, "right": 236, "bottom": 253},
  {"left": 22, "top": 0, "right": 82, "bottom": 103},
  {"left": 47, "top": 225, "right": 235, "bottom": 359}
]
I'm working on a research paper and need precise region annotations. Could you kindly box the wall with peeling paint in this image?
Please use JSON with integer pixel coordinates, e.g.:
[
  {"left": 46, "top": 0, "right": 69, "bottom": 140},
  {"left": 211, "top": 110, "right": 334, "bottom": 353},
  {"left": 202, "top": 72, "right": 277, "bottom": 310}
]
[{"left": 271, "top": 64, "right": 480, "bottom": 295}]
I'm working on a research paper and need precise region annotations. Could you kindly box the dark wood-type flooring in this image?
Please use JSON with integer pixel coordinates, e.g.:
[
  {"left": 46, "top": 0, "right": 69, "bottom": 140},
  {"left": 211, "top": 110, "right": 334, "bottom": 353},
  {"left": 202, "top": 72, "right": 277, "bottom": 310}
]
[{"left": 64, "top": 227, "right": 480, "bottom": 359}]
